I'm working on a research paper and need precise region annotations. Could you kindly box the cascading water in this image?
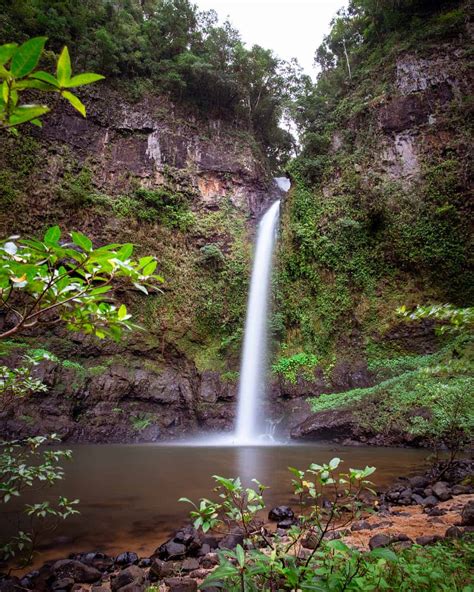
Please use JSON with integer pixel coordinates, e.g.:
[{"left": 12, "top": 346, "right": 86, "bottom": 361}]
[{"left": 234, "top": 183, "right": 286, "bottom": 444}]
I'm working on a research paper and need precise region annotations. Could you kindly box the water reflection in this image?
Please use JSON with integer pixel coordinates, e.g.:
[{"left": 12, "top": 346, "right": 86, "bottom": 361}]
[{"left": 0, "top": 443, "right": 428, "bottom": 567}]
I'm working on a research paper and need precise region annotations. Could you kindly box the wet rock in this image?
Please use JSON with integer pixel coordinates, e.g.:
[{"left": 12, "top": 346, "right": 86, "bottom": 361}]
[
  {"left": 0, "top": 577, "right": 23, "bottom": 592},
  {"left": 182, "top": 558, "right": 200, "bottom": 572},
  {"left": 218, "top": 533, "right": 244, "bottom": 550},
  {"left": 92, "top": 585, "right": 111, "bottom": 592},
  {"left": 325, "top": 530, "right": 343, "bottom": 541},
  {"left": 51, "top": 578, "right": 75, "bottom": 590},
  {"left": 445, "top": 526, "right": 462, "bottom": 539},
  {"left": 268, "top": 506, "right": 294, "bottom": 522},
  {"left": 290, "top": 409, "right": 358, "bottom": 441},
  {"left": 71, "top": 552, "right": 114, "bottom": 571},
  {"left": 138, "top": 558, "right": 151, "bottom": 568},
  {"left": 199, "top": 553, "right": 219, "bottom": 569},
  {"left": 115, "top": 552, "right": 139, "bottom": 566},
  {"left": 416, "top": 535, "right": 442, "bottom": 546},
  {"left": 164, "top": 577, "right": 197, "bottom": 592},
  {"left": 351, "top": 520, "right": 371, "bottom": 532},
  {"left": 432, "top": 482, "right": 451, "bottom": 501},
  {"left": 369, "top": 534, "right": 391, "bottom": 550},
  {"left": 201, "top": 535, "right": 219, "bottom": 550},
  {"left": 277, "top": 518, "right": 296, "bottom": 529},
  {"left": 421, "top": 495, "right": 438, "bottom": 508},
  {"left": 111, "top": 565, "right": 144, "bottom": 591},
  {"left": 392, "top": 533, "right": 412, "bottom": 543},
  {"left": 52, "top": 560, "right": 102, "bottom": 584},
  {"left": 452, "top": 485, "right": 470, "bottom": 496},
  {"left": 398, "top": 488, "right": 413, "bottom": 504},
  {"left": 302, "top": 531, "right": 322, "bottom": 549},
  {"left": 197, "top": 543, "right": 211, "bottom": 557},
  {"left": 149, "top": 558, "right": 179, "bottom": 581},
  {"left": 156, "top": 541, "right": 187, "bottom": 560},
  {"left": 461, "top": 500, "right": 474, "bottom": 526},
  {"left": 409, "top": 476, "right": 429, "bottom": 489},
  {"left": 411, "top": 493, "right": 426, "bottom": 505},
  {"left": 426, "top": 507, "right": 446, "bottom": 516}
]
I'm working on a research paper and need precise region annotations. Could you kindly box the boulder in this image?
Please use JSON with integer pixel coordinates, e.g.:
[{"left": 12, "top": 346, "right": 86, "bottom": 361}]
[
  {"left": 51, "top": 578, "right": 75, "bottom": 590},
  {"left": 461, "top": 500, "right": 474, "bottom": 526},
  {"left": 421, "top": 495, "right": 438, "bottom": 508},
  {"left": 115, "top": 552, "right": 139, "bottom": 566},
  {"left": 411, "top": 493, "right": 425, "bottom": 505},
  {"left": 432, "top": 482, "right": 451, "bottom": 502},
  {"left": 156, "top": 541, "right": 186, "bottom": 560},
  {"left": 369, "top": 534, "right": 391, "bottom": 550},
  {"left": 149, "top": 558, "right": 179, "bottom": 581},
  {"left": 277, "top": 518, "right": 296, "bottom": 529},
  {"left": 268, "top": 506, "right": 294, "bottom": 522},
  {"left": 416, "top": 535, "right": 442, "bottom": 546},
  {"left": 163, "top": 577, "right": 197, "bottom": 592},
  {"left": 445, "top": 526, "right": 462, "bottom": 539},
  {"left": 111, "top": 565, "right": 144, "bottom": 591},
  {"left": 452, "top": 485, "right": 470, "bottom": 496},
  {"left": 351, "top": 520, "right": 371, "bottom": 532},
  {"left": 218, "top": 532, "right": 244, "bottom": 550},
  {"left": 181, "top": 558, "right": 200, "bottom": 572},
  {"left": 52, "top": 560, "right": 102, "bottom": 584},
  {"left": 409, "top": 476, "right": 429, "bottom": 489},
  {"left": 71, "top": 552, "right": 114, "bottom": 571}
]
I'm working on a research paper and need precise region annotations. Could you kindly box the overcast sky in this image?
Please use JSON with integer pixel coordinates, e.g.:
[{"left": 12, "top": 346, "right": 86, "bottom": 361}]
[{"left": 193, "top": 0, "right": 347, "bottom": 78}]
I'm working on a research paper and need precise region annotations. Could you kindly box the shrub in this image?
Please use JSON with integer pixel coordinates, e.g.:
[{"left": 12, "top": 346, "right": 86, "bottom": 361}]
[{"left": 272, "top": 352, "right": 318, "bottom": 383}]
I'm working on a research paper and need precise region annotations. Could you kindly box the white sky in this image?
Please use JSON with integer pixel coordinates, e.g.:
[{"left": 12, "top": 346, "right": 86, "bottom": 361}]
[{"left": 193, "top": 0, "right": 347, "bottom": 78}]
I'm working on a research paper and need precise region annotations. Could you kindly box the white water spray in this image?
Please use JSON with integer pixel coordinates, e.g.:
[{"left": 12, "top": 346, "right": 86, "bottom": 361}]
[{"left": 234, "top": 199, "right": 281, "bottom": 444}]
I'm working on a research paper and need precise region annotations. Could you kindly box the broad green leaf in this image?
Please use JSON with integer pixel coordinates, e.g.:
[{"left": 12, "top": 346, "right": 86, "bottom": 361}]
[
  {"left": 117, "top": 243, "right": 133, "bottom": 260},
  {"left": 14, "top": 79, "right": 54, "bottom": 91},
  {"left": 235, "top": 544, "right": 245, "bottom": 568},
  {"left": 56, "top": 46, "right": 72, "bottom": 86},
  {"left": 71, "top": 231, "right": 93, "bottom": 252},
  {"left": 0, "top": 65, "right": 9, "bottom": 80},
  {"left": 9, "top": 105, "right": 50, "bottom": 126},
  {"left": 143, "top": 260, "right": 157, "bottom": 275},
  {"left": 61, "top": 90, "right": 85, "bottom": 117},
  {"left": 11, "top": 37, "right": 47, "bottom": 78},
  {"left": 329, "top": 457, "right": 341, "bottom": 470},
  {"left": 370, "top": 547, "right": 398, "bottom": 562},
  {"left": 118, "top": 304, "right": 127, "bottom": 320},
  {"left": 2, "top": 81, "right": 9, "bottom": 103},
  {"left": 65, "top": 73, "right": 105, "bottom": 87},
  {"left": 0, "top": 43, "right": 17, "bottom": 66},
  {"left": 44, "top": 225, "right": 61, "bottom": 244},
  {"left": 326, "top": 539, "right": 350, "bottom": 553},
  {"left": 30, "top": 70, "right": 59, "bottom": 87}
]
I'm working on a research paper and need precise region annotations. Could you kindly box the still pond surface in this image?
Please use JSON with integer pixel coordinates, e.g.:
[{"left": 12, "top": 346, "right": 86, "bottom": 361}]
[{"left": 2, "top": 443, "right": 429, "bottom": 564}]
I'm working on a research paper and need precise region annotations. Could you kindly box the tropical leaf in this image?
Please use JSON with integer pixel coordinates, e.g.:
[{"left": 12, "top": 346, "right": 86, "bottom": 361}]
[{"left": 10, "top": 37, "right": 47, "bottom": 78}]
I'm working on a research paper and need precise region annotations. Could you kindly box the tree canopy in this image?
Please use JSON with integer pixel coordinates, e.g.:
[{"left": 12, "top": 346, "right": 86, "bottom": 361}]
[{"left": 0, "top": 0, "right": 308, "bottom": 169}]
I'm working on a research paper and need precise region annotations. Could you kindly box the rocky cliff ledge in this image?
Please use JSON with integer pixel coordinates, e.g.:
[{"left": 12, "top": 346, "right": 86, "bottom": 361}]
[{"left": 0, "top": 88, "right": 281, "bottom": 442}]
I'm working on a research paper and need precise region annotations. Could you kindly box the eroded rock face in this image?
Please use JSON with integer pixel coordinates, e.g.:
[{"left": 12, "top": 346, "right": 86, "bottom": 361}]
[{"left": 35, "top": 89, "right": 273, "bottom": 219}]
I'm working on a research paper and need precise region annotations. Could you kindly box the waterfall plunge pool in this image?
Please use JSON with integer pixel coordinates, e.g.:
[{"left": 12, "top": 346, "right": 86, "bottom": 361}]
[{"left": 1, "top": 442, "right": 428, "bottom": 567}]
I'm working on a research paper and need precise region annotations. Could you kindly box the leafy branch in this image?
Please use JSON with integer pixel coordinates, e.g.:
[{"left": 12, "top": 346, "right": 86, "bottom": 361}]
[{"left": 0, "top": 37, "right": 104, "bottom": 133}]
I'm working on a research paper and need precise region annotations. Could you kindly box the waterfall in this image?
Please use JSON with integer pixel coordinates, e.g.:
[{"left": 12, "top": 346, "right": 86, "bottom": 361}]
[{"left": 234, "top": 199, "right": 281, "bottom": 444}]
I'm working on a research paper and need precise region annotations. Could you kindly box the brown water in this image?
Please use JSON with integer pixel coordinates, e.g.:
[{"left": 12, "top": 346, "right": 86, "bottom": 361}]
[{"left": 1, "top": 443, "right": 428, "bottom": 566}]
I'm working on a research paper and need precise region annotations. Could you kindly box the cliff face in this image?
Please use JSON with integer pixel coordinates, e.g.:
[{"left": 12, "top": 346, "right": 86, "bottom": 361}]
[
  {"left": 278, "top": 11, "right": 473, "bottom": 444},
  {"left": 0, "top": 87, "right": 282, "bottom": 442},
  {"left": 1, "top": 9, "right": 472, "bottom": 445}
]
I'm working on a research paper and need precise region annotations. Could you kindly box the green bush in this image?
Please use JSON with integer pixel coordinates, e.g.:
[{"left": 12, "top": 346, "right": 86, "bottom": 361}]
[{"left": 272, "top": 352, "right": 318, "bottom": 383}]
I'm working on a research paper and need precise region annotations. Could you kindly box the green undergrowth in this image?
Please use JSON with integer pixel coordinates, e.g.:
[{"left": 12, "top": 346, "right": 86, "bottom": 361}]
[
  {"left": 272, "top": 352, "right": 319, "bottom": 384},
  {"left": 309, "top": 337, "right": 474, "bottom": 441}
]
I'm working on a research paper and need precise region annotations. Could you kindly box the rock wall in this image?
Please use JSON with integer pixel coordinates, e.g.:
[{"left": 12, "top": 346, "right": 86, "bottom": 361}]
[{"left": 0, "top": 87, "right": 282, "bottom": 442}]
